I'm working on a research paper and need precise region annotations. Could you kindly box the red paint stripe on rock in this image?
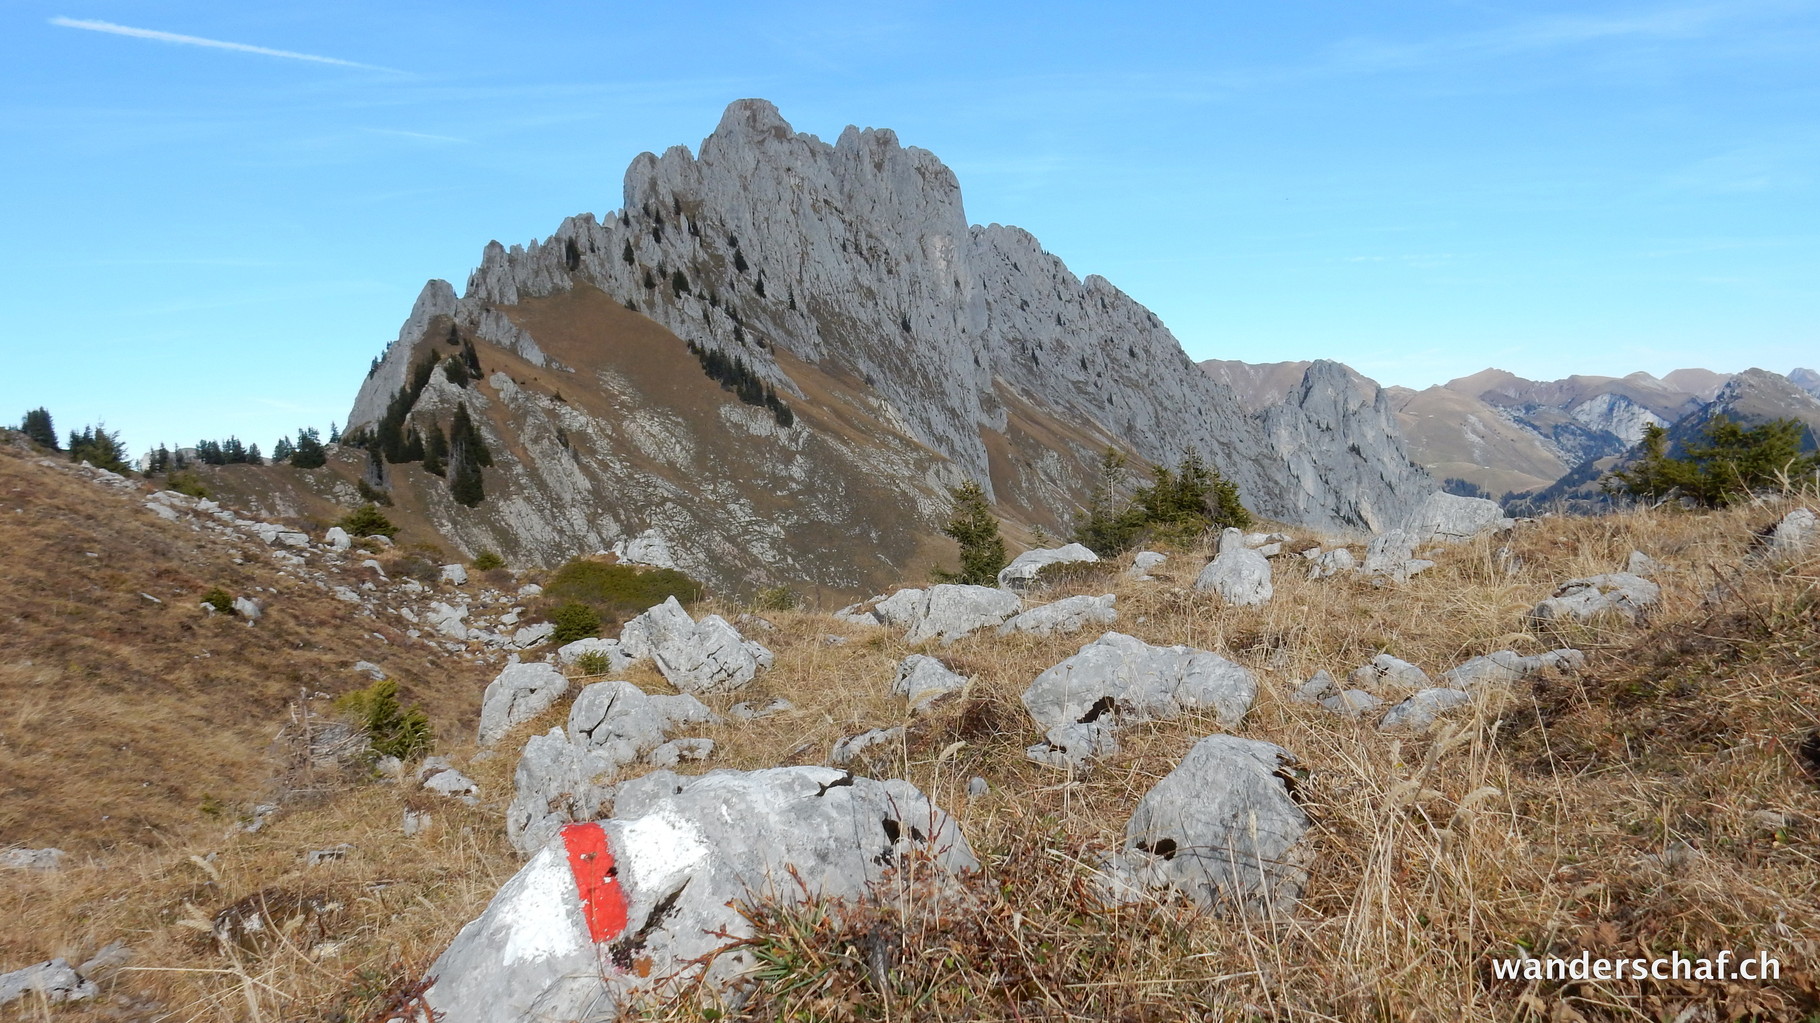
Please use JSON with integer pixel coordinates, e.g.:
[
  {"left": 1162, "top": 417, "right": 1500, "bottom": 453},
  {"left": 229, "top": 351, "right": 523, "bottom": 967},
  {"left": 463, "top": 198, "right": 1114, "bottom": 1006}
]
[{"left": 561, "top": 822, "right": 628, "bottom": 943}]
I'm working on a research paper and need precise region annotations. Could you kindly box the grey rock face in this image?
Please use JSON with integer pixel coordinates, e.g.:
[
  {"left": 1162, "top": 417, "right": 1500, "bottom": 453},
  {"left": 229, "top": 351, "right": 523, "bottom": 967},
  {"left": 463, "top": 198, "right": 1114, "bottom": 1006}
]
[
  {"left": 873, "top": 584, "right": 1022, "bottom": 645},
  {"left": 1441, "top": 648, "right": 1585, "bottom": 689},
  {"left": 478, "top": 662, "right": 571, "bottom": 748},
  {"left": 346, "top": 101, "right": 1440, "bottom": 595},
  {"left": 0, "top": 959, "right": 98, "bottom": 1007},
  {"left": 892, "top": 655, "right": 969, "bottom": 712},
  {"left": 421, "top": 768, "right": 975, "bottom": 1023},
  {"left": 1193, "top": 528, "right": 1273, "bottom": 606},
  {"left": 1021, "top": 632, "right": 1256, "bottom": 768},
  {"left": 1529, "top": 573, "right": 1660, "bottom": 625},
  {"left": 997, "top": 543, "right": 1099, "bottom": 591},
  {"left": 997, "top": 593, "right": 1117, "bottom": 636},
  {"left": 1100, "top": 735, "right": 1310, "bottom": 916},
  {"left": 1377, "top": 688, "right": 1473, "bottom": 731},
  {"left": 619, "top": 597, "right": 773, "bottom": 695}
]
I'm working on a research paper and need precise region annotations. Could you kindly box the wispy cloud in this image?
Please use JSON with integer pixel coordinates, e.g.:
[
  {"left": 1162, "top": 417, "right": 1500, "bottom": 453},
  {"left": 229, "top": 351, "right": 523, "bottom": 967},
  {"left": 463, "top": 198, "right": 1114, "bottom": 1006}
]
[
  {"left": 361, "top": 127, "right": 471, "bottom": 144},
  {"left": 49, "top": 16, "right": 405, "bottom": 74}
]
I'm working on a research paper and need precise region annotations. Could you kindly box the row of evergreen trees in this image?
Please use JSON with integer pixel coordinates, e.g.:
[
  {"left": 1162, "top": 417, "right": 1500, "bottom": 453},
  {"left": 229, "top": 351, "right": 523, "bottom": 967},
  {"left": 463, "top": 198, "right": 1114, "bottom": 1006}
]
[
  {"left": 685, "top": 340, "right": 794, "bottom": 427},
  {"left": 341, "top": 342, "right": 492, "bottom": 507},
  {"left": 20, "top": 407, "right": 132, "bottom": 475}
]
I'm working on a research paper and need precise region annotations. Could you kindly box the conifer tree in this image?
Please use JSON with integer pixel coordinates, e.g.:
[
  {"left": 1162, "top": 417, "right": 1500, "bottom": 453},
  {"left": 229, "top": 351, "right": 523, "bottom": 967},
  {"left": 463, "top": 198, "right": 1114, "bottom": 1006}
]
[
  {"left": 291, "top": 427, "right": 327, "bottom": 469},
  {"left": 934, "top": 480, "right": 1007, "bottom": 586},
  {"left": 20, "top": 408, "right": 57, "bottom": 449}
]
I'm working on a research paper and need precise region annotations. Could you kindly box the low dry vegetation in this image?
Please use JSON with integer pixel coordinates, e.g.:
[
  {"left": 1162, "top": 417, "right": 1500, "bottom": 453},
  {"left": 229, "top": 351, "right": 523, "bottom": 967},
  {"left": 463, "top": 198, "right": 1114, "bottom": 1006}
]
[{"left": 2, "top": 439, "right": 1816, "bottom": 1020}]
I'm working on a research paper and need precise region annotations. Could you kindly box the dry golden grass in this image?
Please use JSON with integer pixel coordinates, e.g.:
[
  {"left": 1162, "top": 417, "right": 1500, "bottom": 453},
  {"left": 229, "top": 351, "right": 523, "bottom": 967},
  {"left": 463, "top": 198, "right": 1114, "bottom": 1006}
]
[{"left": 3, "top": 437, "right": 1817, "bottom": 1021}]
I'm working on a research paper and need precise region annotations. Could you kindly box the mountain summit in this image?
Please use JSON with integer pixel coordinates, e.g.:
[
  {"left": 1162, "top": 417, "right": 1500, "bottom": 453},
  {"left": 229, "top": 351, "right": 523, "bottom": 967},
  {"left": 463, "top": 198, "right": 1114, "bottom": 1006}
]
[{"left": 339, "top": 100, "right": 1438, "bottom": 591}]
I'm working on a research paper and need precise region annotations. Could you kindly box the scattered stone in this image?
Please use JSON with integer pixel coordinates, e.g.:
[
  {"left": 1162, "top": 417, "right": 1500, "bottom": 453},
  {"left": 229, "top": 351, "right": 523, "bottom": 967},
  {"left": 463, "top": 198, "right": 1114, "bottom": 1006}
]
[
  {"left": 1320, "top": 689, "right": 1384, "bottom": 718},
  {"left": 873, "top": 584, "right": 1022, "bottom": 644},
  {"left": 306, "top": 844, "right": 354, "bottom": 866},
  {"left": 1761, "top": 507, "right": 1817, "bottom": 560},
  {"left": 997, "top": 543, "right": 1100, "bottom": 591},
  {"left": 354, "top": 660, "right": 387, "bottom": 680},
  {"left": 417, "top": 768, "right": 975, "bottom": 1022},
  {"left": 891, "top": 655, "right": 969, "bottom": 712},
  {"left": 1128, "top": 551, "right": 1166, "bottom": 580},
  {"left": 517, "top": 583, "right": 544, "bottom": 598},
  {"left": 441, "top": 564, "right": 469, "bottom": 586},
  {"left": 1529, "top": 573, "right": 1659, "bottom": 626},
  {"left": 832, "top": 600, "right": 884, "bottom": 627},
  {"left": 324, "top": 526, "right": 352, "bottom": 550},
  {"left": 478, "top": 662, "right": 571, "bottom": 748},
  {"left": 511, "top": 622, "right": 556, "bottom": 648},
  {"left": 619, "top": 597, "right": 774, "bottom": 695},
  {"left": 1361, "top": 529, "right": 1432, "bottom": 582},
  {"left": 0, "top": 848, "right": 66, "bottom": 871},
  {"left": 1022, "top": 632, "right": 1256, "bottom": 769},
  {"left": 403, "top": 810, "right": 432, "bottom": 837},
  {"left": 1347, "top": 654, "right": 1431, "bottom": 691},
  {"left": 423, "top": 768, "right": 479, "bottom": 799},
  {"left": 427, "top": 601, "right": 470, "bottom": 640},
  {"left": 727, "top": 698, "right": 794, "bottom": 721},
  {"left": 997, "top": 593, "right": 1117, "bottom": 636},
  {"left": 1289, "top": 670, "right": 1338, "bottom": 704},
  {"left": 555, "top": 637, "right": 634, "bottom": 673},
  {"left": 1307, "top": 547, "right": 1356, "bottom": 580},
  {"left": 1626, "top": 550, "right": 1662, "bottom": 577},
  {"left": 0, "top": 959, "right": 97, "bottom": 1007},
  {"left": 1441, "top": 648, "right": 1585, "bottom": 688},
  {"left": 1099, "top": 735, "right": 1309, "bottom": 916},
  {"left": 1401, "top": 491, "right": 1512, "bottom": 542},
  {"left": 1377, "top": 688, "right": 1472, "bottom": 731},
  {"left": 232, "top": 596, "right": 262, "bottom": 620},
  {"left": 211, "top": 890, "right": 344, "bottom": 953},
  {"left": 831, "top": 727, "right": 904, "bottom": 765},
  {"left": 1193, "top": 528, "right": 1272, "bottom": 606},
  {"left": 76, "top": 941, "right": 130, "bottom": 980},
  {"left": 647, "top": 738, "right": 715, "bottom": 768},
  {"left": 967, "top": 776, "right": 990, "bottom": 797}
]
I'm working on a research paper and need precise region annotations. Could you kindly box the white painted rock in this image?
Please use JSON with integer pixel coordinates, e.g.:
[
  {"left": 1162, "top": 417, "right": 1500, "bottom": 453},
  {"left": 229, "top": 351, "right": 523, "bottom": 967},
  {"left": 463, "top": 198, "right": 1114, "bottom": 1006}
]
[{"left": 419, "top": 768, "right": 975, "bottom": 1022}]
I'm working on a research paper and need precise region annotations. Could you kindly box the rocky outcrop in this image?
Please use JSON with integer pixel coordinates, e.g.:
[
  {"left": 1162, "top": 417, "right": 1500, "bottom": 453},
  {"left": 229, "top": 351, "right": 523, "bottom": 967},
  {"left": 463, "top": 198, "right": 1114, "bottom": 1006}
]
[
  {"left": 1193, "top": 528, "right": 1272, "bottom": 606},
  {"left": 996, "top": 593, "right": 1117, "bottom": 636},
  {"left": 892, "top": 655, "right": 969, "bottom": 712},
  {"left": 997, "top": 543, "right": 1099, "bottom": 591},
  {"left": 421, "top": 768, "right": 975, "bottom": 1022},
  {"left": 873, "top": 585, "right": 1022, "bottom": 645},
  {"left": 341, "top": 100, "right": 1443, "bottom": 594},
  {"left": 477, "top": 661, "right": 570, "bottom": 748},
  {"left": 619, "top": 597, "right": 773, "bottom": 695},
  {"left": 1529, "top": 573, "right": 1659, "bottom": 626}
]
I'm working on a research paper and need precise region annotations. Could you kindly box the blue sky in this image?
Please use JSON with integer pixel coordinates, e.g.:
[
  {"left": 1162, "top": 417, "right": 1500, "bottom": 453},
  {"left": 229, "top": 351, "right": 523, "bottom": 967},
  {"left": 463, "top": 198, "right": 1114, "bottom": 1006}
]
[{"left": 4, "top": 1, "right": 1817, "bottom": 457}]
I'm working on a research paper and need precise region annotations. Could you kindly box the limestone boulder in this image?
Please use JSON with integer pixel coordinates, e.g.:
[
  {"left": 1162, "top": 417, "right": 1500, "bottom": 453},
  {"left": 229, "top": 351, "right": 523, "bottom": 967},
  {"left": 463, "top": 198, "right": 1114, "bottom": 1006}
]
[
  {"left": 619, "top": 597, "right": 773, "bottom": 695},
  {"left": 1377, "top": 688, "right": 1472, "bottom": 731},
  {"left": 1307, "top": 546, "right": 1356, "bottom": 580},
  {"left": 1401, "top": 491, "right": 1512, "bottom": 542},
  {"left": 420, "top": 768, "right": 975, "bottom": 1023},
  {"left": 1441, "top": 648, "right": 1585, "bottom": 688},
  {"left": 0, "top": 959, "right": 97, "bottom": 1007},
  {"left": 1529, "top": 573, "right": 1659, "bottom": 626},
  {"left": 555, "top": 637, "right": 635, "bottom": 673},
  {"left": 1022, "top": 632, "right": 1256, "bottom": 769},
  {"left": 872, "top": 584, "right": 1021, "bottom": 645},
  {"left": 996, "top": 543, "right": 1099, "bottom": 591},
  {"left": 997, "top": 594, "right": 1117, "bottom": 636},
  {"left": 892, "top": 655, "right": 969, "bottom": 712},
  {"left": 1128, "top": 551, "right": 1166, "bottom": 580},
  {"left": 1348, "top": 654, "right": 1431, "bottom": 691},
  {"left": 478, "top": 662, "right": 570, "bottom": 748},
  {"left": 1099, "top": 735, "right": 1310, "bottom": 916},
  {"left": 1762, "top": 507, "right": 1817, "bottom": 560},
  {"left": 1193, "top": 528, "right": 1272, "bottom": 606}
]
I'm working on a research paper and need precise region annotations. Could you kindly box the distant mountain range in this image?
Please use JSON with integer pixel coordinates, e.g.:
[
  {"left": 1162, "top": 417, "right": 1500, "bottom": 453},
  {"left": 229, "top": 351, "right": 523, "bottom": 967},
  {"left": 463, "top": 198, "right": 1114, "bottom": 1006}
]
[{"left": 1201, "top": 360, "right": 1820, "bottom": 507}]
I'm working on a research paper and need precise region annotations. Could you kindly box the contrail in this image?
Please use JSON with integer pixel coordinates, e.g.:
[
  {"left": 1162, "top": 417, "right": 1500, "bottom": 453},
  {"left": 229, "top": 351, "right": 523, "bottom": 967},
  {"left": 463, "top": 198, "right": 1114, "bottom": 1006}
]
[{"left": 50, "top": 16, "right": 405, "bottom": 73}]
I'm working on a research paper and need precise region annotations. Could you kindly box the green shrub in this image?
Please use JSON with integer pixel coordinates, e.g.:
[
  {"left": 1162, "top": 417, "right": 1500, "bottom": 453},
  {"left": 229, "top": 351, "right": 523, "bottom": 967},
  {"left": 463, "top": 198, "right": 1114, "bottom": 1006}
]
[
  {"left": 166, "top": 471, "right": 209, "bottom": 498},
  {"left": 753, "top": 585, "right": 799, "bottom": 612},
  {"left": 572, "top": 650, "right": 614, "bottom": 676},
  {"left": 550, "top": 602, "right": 602, "bottom": 644},
  {"left": 543, "top": 558, "right": 704, "bottom": 622},
  {"left": 1072, "top": 448, "right": 1251, "bottom": 555},
  {"left": 337, "top": 504, "right": 398, "bottom": 539},
  {"left": 1606, "top": 416, "right": 1819, "bottom": 508},
  {"left": 201, "top": 587, "right": 235, "bottom": 615},
  {"left": 335, "top": 679, "right": 433, "bottom": 761},
  {"left": 472, "top": 550, "right": 505, "bottom": 571}
]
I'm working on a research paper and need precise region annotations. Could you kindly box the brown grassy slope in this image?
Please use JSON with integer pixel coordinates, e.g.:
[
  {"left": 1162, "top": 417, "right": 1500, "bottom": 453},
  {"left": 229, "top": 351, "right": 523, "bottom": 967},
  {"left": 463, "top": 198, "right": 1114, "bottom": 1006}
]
[
  {"left": 3, "top": 473, "right": 1817, "bottom": 1021},
  {"left": 0, "top": 440, "right": 493, "bottom": 857}
]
